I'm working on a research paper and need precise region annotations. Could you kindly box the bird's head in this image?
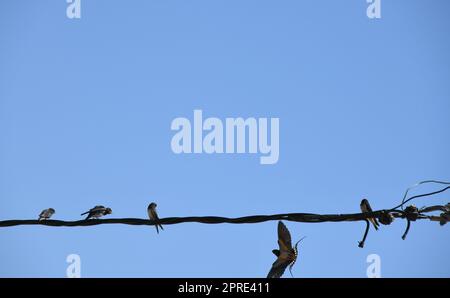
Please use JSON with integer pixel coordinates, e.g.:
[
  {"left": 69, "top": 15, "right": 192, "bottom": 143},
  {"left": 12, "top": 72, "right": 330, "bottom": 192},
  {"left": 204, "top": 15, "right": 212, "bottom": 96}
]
[
  {"left": 271, "top": 249, "right": 280, "bottom": 257},
  {"left": 49, "top": 208, "right": 55, "bottom": 214},
  {"left": 148, "top": 202, "right": 157, "bottom": 210},
  {"left": 105, "top": 208, "right": 112, "bottom": 215}
]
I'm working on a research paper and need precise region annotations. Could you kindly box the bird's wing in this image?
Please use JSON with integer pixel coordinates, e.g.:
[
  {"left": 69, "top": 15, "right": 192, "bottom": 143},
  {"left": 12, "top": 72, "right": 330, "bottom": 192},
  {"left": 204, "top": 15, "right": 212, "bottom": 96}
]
[
  {"left": 93, "top": 205, "right": 105, "bottom": 210},
  {"left": 82, "top": 205, "right": 104, "bottom": 215},
  {"left": 267, "top": 257, "right": 290, "bottom": 278},
  {"left": 89, "top": 206, "right": 105, "bottom": 213},
  {"left": 151, "top": 209, "right": 160, "bottom": 220},
  {"left": 363, "top": 200, "right": 373, "bottom": 212},
  {"left": 39, "top": 210, "right": 46, "bottom": 217},
  {"left": 277, "top": 221, "right": 292, "bottom": 251}
]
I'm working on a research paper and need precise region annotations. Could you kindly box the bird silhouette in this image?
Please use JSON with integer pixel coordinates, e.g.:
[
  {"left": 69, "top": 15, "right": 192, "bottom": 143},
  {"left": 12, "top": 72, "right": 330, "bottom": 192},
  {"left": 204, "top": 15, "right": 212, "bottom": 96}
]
[
  {"left": 81, "top": 205, "right": 112, "bottom": 220},
  {"left": 360, "top": 199, "right": 380, "bottom": 230},
  {"left": 38, "top": 208, "right": 55, "bottom": 220},
  {"left": 267, "top": 221, "right": 305, "bottom": 278},
  {"left": 147, "top": 202, "right": 164, "bottom": 234}
]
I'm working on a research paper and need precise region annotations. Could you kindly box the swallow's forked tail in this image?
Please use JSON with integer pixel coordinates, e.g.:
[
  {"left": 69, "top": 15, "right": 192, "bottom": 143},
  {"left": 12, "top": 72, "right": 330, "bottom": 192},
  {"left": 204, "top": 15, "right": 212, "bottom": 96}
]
[
  {"left": 369, "top": 218, "right": 379, "bottom": 230},
  {"left": 289, "top": 236, "right": 306, "bottom": 278},
  {"left": 154, "top": 222, "right": 164, "bottom": 234}
]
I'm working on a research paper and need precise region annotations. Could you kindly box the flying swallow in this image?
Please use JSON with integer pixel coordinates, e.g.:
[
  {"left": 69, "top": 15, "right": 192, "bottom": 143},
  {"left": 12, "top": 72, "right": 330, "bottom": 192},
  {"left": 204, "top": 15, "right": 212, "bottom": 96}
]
[
  {"left": 267, "top": 221, "right": 305, "bottom": 278},
  {"left": 360, "top": 199, "right": 379, "bottom": 230},
  {"left": 147, "top": 202, "right": 164, "bottom": 234},
  {"left": 81, "top": 205, "right": 112, "bottom": 220},
  {"left": 38, "top": 208, "right": 55, "bottom": 220}
]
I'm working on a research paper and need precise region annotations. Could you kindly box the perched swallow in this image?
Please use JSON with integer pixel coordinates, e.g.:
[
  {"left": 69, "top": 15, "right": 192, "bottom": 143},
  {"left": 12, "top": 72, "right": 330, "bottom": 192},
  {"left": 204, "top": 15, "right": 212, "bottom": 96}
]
[
  {"left": 147, "top": 202, "right": 164, "bottom": 234},
  {"left": 441, "top": 203, "right": 450, "bottom": 226},
  {"left": 81, "top": 205, "right": 112, "bottom": 220},
  {"left": 439, "top": 212, "right": 449, "bottom": 226},
  {"left": 267, "top": 221, "right": 305, "bottom": 278},
  {"left": 38, "top": 208, "right": 55, "bottom": 220},
  {"left": 360, "top": 199, "right": 379, "bottom": 230}
]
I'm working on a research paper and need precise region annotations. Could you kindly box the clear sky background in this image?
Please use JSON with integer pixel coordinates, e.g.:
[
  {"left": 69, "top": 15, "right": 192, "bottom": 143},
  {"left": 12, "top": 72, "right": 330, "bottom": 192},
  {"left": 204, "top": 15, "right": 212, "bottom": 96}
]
[{"left": 0, "top": 0, "right": 449, "bottom": 277}]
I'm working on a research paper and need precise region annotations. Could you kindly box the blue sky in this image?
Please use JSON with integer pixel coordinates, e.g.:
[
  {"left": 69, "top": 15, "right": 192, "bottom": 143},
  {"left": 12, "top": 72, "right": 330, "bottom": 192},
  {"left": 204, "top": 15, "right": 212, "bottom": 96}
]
[{"left": 0, "top": 0, "right": 449, "bottom": 277}]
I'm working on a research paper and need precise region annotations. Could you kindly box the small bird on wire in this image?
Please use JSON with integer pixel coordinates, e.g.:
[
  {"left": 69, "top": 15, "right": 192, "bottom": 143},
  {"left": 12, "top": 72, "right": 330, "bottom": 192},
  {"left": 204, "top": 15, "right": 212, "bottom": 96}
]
[
  {"left": 360, "top": 199, "right": 380, "bottom": 230},
  {"left": 81, "top": 205, "right": 112, "bottom": 220},
  {"left": 267, "top": 221, "right": 305, "bottom": 278},
  {"left": 38, "top": 208, "right": 55, "bottom": 220},
  {"left": 440, "top": 203, "right": 450, "bottom": 226},
  {"left": 147, "top": 202, "right": 164, "bottom": 234}
]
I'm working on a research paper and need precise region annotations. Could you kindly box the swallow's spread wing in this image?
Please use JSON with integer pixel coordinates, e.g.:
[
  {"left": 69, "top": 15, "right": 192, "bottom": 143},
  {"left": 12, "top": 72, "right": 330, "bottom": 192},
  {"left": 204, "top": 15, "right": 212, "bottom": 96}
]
[
  {"left": 267, "top": 257, "right": 290, "bottom": 278},
  {"left": 277, "top": 221, "right": 292, "bottom": 251}
]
